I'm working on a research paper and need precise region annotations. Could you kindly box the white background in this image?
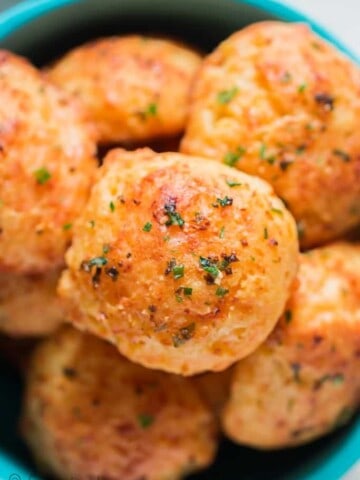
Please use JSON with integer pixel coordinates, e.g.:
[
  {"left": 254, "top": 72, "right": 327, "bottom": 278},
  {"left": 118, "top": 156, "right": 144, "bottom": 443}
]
[{"left": 285, "top": 0, "right": 360, "bottom": 56}]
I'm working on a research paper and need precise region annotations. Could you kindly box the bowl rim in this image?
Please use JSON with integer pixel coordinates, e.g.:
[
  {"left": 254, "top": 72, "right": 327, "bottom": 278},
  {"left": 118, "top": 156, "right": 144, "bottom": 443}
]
[{"left": 0, "top": 0, "right": 358, "bottom": 64}]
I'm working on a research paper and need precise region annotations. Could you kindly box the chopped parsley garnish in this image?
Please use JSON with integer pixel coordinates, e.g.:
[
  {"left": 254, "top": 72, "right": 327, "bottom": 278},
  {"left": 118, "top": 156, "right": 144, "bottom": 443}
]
[
  {"left": 219, "top": 226, "right": 225, "bottom": 239},
  {"left": 216, "top": 286, "right": 229, "bottom": 297},
  {"left": 89, "top": 220, "right": 96, "bottom": 228},
  {"left": 333, "top": 149, "right": 350, "bottom": 162},
  {"left": 34, "top": 167, "right": 51, "bottom": 185},
  {"left": 264, "top": 227, "right": 268, "bottom": 239},
  {"left": 223, "top": 146, "right": 246, "bottom": 167},
  {"left": 102, "top": 244, "right": 110, "bottom": 254},
  {"left": 138, "top": 413, "right": 154, "bottom": 429},
  {"left": 213, "top": 196, "right": 233, "bottom": 207},
  {"left": 298, "top": 83, "right": 307, "bottom": 93},
  {"left": 175, "top": 294, "right": 183, "bottom": 303},
  {"left": 259, "top": 144, "right": 276, "bottom": 164},
  {"left": 284, "top": 309, "right": 292, "bottom": 324},
  {"left": 199, "top": 256, "right": 220, "bottom": 280},
  {"left": 226, "top": 179, "right": 242, "bottom": 187},
  {"left": 175, "top": 286, "right": 192, "bottom": 302},
  {"left": 172, "top": 264, "right": 185, "bottom": 280},
  {"left": 172, "top": 323, "right": 195, "bottom": 347},
  {"left": 145, "top": 102, "right": 157, "bottom": 117},
  {"left": 143, "top": 222, "right": 152, "bottom": 232},
  {"left": 217, "top": 87, "right": 239, "bottom": 104},
  {"left": 164, "top": 199, "right": 185, "bottom": 227},
  {"left": 165, "top": 259, "right": 185, "bottom": 280},
  {"left": 63, "top": 223, "right": 72, "bottom": 231},
  {"left": 80, "top": 256, "right": 108, "bottom": 272},
  {"left": 176, "top": 286, "right": 193, "bottom": 297},
  {"left": 109, "top": 201, "right": 115, "bottom": 212},
  {"left": 271, "top": 207, "right": 283, "bottom": 215},
  {"left": 259, "top": 143, "right": 267, "bottom": 160}
]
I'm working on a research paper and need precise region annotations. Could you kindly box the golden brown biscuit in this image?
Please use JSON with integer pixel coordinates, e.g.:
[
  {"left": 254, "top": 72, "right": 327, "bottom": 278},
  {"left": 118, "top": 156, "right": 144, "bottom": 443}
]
[
  {"left": 47, "top": 36, "right": 201, "bottom": 144},
  {"left": 0, "top": 270, "right": 64, "bottom": 337},
  {"left": 222, "top": 243, "right": 360, "bottom": 449},
  {"left": 21, "top": 327, "right": 217, "bottom": 480},
  {"left": 181, "top": 22, "right": 360, "bottom": 248},
  {"left": 0, "top": 50, "right": 97, "bottom": 274},
  {"left": 58, "top": 148, "right": 298, "bottom": 375}
]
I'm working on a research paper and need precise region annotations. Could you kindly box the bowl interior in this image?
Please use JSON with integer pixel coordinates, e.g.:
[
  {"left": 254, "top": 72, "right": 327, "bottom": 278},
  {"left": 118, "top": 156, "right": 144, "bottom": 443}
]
[{"left": 0, "top": 0, "right": 359, "bottom": 479}]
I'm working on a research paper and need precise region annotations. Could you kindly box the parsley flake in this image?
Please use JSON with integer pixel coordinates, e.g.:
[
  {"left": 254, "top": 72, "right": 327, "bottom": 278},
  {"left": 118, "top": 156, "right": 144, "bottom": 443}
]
[
  {"left": 172, "top": 264, "right": 185, "bottom": 280},
  {"left": 216, "top": 286, "right": 229, "bottom": 297},
  {"left": 259, "top": 144, "right": 276, "bottom": 164},
  {"left": 217, "top": 87, "right": 239, "bottom": 104},
  {"left": 226, "top": 179, "right": 242, "bottom": 187},
  {"left": 223, "top": 146, "right": 246, "bottom": 167},
  {"left": 199, "top": 257, "right": 220, "bottom": 280},
  {"left": 164, "top": 199, "right": 185, "bottom": 227},
  {"left": 213, "top": 196, "right": 233, "bottom": 207},
  {"left": 63, "top": 223, "right": 72, "bottom": 231},
  {"left": 271, "top": 208, "right": 283, "bottom": 216},
  {"left": 146, "top": 102, "right": 157, "bottom": 116},
  {"left": 138, "top": 413, "right": 154, "bottom": 429},
  {"left": 34, "top": 167, "right": 51, "bottom": 185},
  {"left": 80, "top": 256, "right": 108, "bottom": 272},
  {"left": 102, "top": 244, "right": 110, "bottom": 254},
  {"left": 143, "top": 222, "right": 152, "bottom": 232},
  {"left": 109, "top": 201, "right": 115, "bottom": 212}
]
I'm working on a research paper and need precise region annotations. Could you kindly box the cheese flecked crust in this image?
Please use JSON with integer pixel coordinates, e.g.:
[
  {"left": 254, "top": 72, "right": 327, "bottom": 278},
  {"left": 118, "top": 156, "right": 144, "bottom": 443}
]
[
  {"left": 0, "top": 270, "right": 64, "bottom": 337},
  {"left": 0, "top": 50, "right": 97, "bottom": 273},
  {"left": 223, "top": 242, "right": 360, "bottom": 449},
  {"left": 21, "top": 327, "right": 218, "bottom": 480},
  {"left": 181, "top": 22, "right": 360, "bottom": 248},
  {"left": 59, "top": 148, "right": 298, "bottom": 375},
  {"left": 47, "top": 36, "right": 202, "bottom": 144}
]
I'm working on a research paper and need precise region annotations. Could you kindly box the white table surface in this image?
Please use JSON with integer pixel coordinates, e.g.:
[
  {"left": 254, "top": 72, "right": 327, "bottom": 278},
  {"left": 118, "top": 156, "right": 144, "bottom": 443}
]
[{"left": 285, "top": 0, "right": 360, "bottom": 56}]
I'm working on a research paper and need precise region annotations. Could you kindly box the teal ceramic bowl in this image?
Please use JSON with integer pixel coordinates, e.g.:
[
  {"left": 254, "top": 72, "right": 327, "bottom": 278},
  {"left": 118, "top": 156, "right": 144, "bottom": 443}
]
[{"left": 0, "top": 1, "right": 359, "bottom": 479}]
